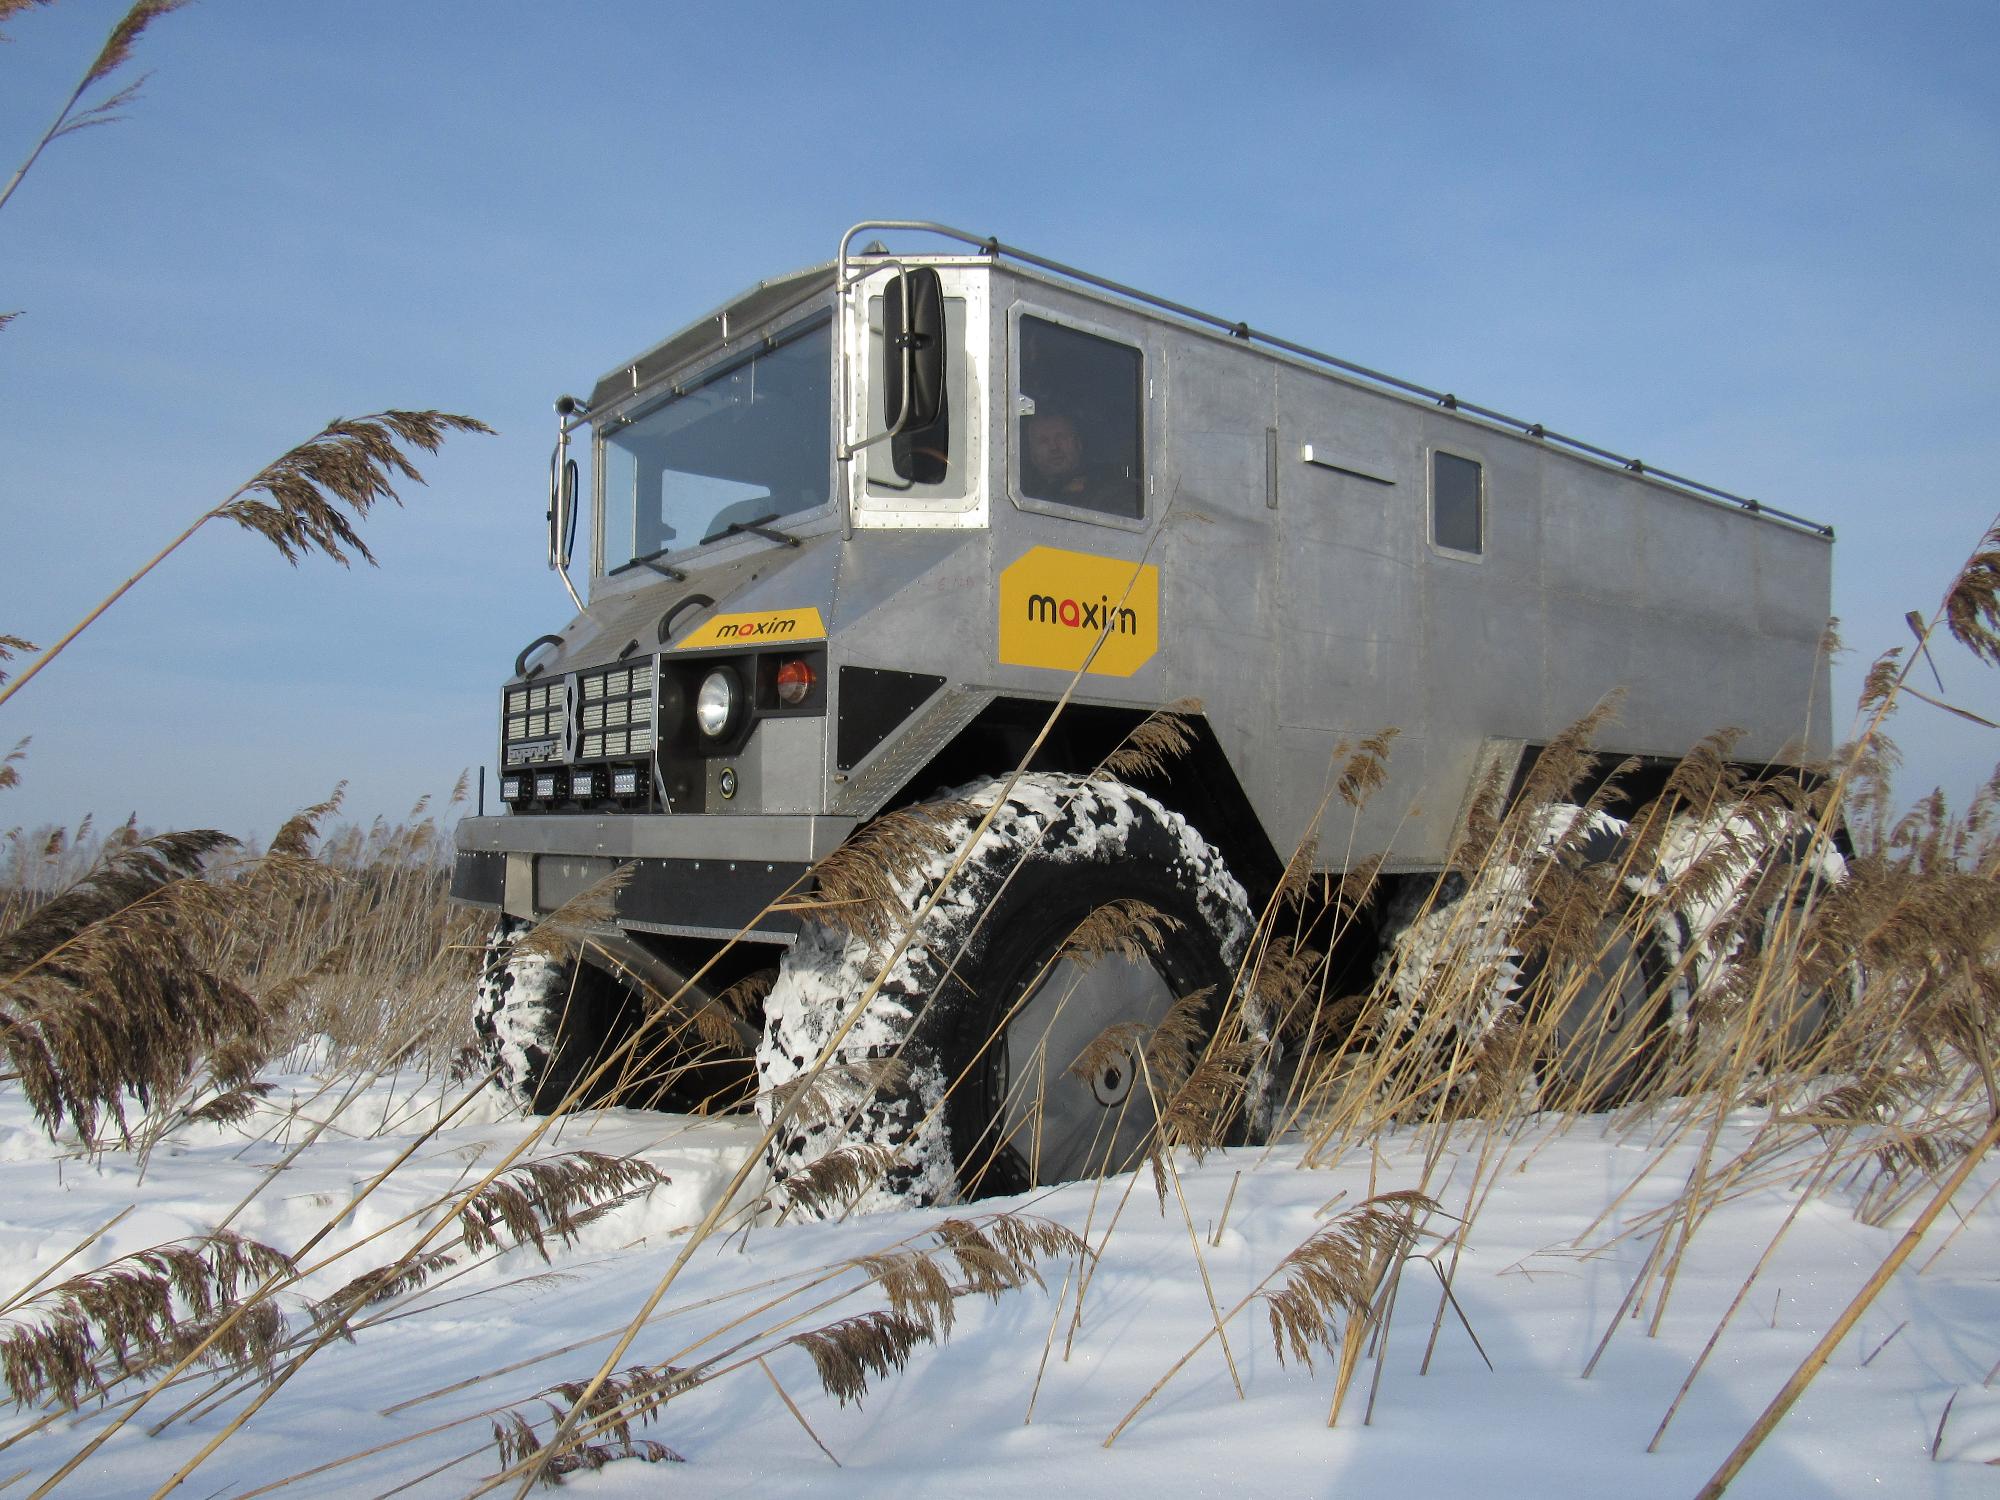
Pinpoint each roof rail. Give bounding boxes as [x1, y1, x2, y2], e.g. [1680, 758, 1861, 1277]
[838, 219, 1834, 541]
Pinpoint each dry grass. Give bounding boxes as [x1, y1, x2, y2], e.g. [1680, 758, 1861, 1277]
[2, 585, 1992, 1488]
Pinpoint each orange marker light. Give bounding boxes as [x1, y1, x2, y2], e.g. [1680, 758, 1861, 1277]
[775, 658, 815, 705]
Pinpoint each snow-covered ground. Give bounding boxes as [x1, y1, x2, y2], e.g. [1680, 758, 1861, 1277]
[0, 1064, 1993, 1497]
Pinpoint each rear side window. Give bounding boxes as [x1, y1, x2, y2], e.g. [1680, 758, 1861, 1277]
[1431, 449, 1483, 555]
[1017, 315, 1144, 519]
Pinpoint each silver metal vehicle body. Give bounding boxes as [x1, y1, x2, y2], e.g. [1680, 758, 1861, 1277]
[452, 220, 1833, 949]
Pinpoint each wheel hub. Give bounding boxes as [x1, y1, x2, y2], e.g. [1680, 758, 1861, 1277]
[994, 950, 1178, 1186]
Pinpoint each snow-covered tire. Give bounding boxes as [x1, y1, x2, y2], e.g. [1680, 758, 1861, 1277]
[472, 918, 633, 1113]
[1528, 917, 1675, 1109]
[1649, 813, 1854, 1070]
[756, 774, 1264, 1218]
[1377, 806, 1673, 1113]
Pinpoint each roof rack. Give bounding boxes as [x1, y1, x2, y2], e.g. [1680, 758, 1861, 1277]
[838, 219, 1835, 541]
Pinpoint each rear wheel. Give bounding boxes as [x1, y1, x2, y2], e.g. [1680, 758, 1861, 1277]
[1662, 815, 1854, 1071]
[1526, 919, 1674, 1110]
[1376, 805, 1673, 1114]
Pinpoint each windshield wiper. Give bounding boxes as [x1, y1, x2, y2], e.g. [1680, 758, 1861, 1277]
[609, 546, 688, 581]
[699, 513, 802, 549]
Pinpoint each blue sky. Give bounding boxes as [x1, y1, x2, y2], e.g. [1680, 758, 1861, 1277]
[2, 0, 1996, 840]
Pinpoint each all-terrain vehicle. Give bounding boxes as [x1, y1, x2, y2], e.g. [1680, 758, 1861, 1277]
[450, 220, 1835, 1208]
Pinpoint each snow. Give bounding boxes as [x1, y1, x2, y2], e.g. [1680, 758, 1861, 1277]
[0, 1062, 1993, 1497]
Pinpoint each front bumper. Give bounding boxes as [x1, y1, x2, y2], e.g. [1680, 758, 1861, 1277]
[450, 812, 857, 943]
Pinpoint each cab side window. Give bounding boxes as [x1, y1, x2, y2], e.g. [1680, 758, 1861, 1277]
[1017, 315, 1144, 519]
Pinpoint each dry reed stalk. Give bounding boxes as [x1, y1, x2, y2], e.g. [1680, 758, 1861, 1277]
[1646, 1022, 1781, 1337]
[370, 1222, 954, 1444]
[129, 1084, 657, 1496]
[1416, 1154, 1510, 1375]
[1064, 1123, 1150, 1360]
[1361, 1252, 1413, 1424]
[1104, 1190, 1431, 1446]
[31, 1068, 503, 1497]
[0, 1206, 132, 1320]
[1292, 782, 1603, 1155]
[1095, 698, 1203, 783]
[0, 827, 252, 1144]
[1135, 1055, 1244, 1400]
[1917, 1169, 2000, 1272]
[1211, 1169, 1242, 1246]
[0, 639, 32, 696]
[1021, 1248, 1084, 1425]
[756, 1354, 840, 1466]
[1252, 755, 1411, 1153]
[0, 1, 188, 221]
[470, 1213, 1084, 1486]
[1579, 1224, 1670, 1380]
[0, 1230, 294, 1412]
[0, 411, 489, 713]
[1647, 1146, 1842, 1450]
[1857, 1319, 1908, 1368]
[1328, 1230, 1404, 1427]
[1697, 1108, 2000, 1499]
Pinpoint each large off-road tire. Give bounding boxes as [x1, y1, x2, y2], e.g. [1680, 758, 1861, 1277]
[1651, 813, 1854, 1072]
[473, 919, 616, 1112]
[756, 774, 1265, 1218]
[1526, 918, 1675, 1110]
[1377, 806, 1675, 1114]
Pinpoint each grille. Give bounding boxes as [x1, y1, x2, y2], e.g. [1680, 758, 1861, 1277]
[500, 661, 660, 769]
[577, 661, 656, 762]
[500, 678, 569, 768]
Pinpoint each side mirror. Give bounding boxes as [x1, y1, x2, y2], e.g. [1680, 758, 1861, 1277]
[548, 450, 580, 569]
[561, 458, 580, 567]
[881, 267, 945, 431]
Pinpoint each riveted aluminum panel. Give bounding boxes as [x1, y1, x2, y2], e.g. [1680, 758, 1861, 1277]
[456, 812, 855, 863]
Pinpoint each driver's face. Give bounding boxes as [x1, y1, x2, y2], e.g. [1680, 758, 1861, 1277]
[1027, 415, 1082, 474]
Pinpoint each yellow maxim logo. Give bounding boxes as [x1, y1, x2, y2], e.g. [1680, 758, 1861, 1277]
[671, 607, 827, 650]
[998, 546, 1159, 678]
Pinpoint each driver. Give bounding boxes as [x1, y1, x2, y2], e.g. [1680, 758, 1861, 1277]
[1023, 412, 1092, 503]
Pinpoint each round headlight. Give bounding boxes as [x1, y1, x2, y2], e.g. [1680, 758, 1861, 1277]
[695, 668, 738, 738]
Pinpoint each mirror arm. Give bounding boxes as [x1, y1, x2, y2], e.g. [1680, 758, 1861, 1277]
[835, 257, 919, 461]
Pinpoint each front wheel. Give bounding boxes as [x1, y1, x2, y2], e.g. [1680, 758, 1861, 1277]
[757, 774, 1267, 1217]
[472, 918, 624, 1112]
[472, 920, 757, 1114]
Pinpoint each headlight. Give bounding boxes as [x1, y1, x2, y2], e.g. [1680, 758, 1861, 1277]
[695, 668, 740, 739]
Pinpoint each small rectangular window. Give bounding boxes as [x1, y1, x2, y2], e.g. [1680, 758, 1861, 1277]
[1431, 450, 1483, 555]
[1017, 314, 1144, 519]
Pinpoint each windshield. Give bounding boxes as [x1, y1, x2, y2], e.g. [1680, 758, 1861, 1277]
[599, 314, 831, 573]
